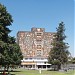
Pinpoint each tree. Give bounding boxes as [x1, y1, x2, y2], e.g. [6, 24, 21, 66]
[0, 3, 13, 69]
[48, 22, 70, 70]
[0, 3, 23, 73]
[2, 36, 23, 69]
[70, 57, 75, 64]
[0, 3, 13, 42]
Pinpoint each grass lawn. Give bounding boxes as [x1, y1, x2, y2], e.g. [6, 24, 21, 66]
[10, 68, 75, 75]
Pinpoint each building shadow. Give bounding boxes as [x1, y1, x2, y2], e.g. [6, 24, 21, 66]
[0, 70, 21, 75]
[0, 70, 21, 72]
[0, 73, 15, 75]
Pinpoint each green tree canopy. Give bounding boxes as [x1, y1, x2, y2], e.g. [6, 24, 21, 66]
[48, 22, 70, 70]
[0, 3, 13, 42]
[0, 4, 23, 72]
[71, 57, 75, 64]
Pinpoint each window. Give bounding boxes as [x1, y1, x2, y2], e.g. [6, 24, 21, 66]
[37, 50, 41, 56]
[36, 40, 41, 42]
[37, 45, 41, 49]
[37, 33, 42, 36]
[36, 40, 42, 44]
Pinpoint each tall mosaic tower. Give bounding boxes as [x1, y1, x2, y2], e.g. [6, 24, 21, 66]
[17, 28, 55, 69]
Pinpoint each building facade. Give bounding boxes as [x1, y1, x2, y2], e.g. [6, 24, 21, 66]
[17, 28, 55, 69]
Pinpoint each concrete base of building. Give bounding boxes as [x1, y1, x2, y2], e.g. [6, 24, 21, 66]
[21, 64, 51, 70]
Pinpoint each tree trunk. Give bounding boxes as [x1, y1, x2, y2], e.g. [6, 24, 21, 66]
[7, 65, 9, 73]
[57, 64, 61, 70]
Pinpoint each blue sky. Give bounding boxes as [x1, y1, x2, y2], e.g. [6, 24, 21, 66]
[0, 0, 74, 57]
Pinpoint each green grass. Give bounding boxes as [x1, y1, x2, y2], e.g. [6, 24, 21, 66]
[10, 68, 75, 75]
[0, 68, 75, 75]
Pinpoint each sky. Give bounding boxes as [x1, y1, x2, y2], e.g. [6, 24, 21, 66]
[0, 0, 74, 57]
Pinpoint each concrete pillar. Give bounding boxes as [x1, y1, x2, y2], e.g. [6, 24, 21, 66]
[46, 65, 47, 70]
[35, 64, 37, 69]
[39, 68, 41, 74]
[42, 65, 43, 69]
[32, 65, 33, 69]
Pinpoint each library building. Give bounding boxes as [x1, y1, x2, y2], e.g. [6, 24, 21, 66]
[17, 27, 55, 70]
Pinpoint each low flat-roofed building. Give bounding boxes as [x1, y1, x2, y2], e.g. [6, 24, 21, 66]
[17, 27, 55, 69]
